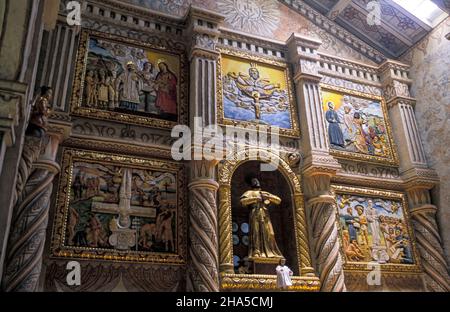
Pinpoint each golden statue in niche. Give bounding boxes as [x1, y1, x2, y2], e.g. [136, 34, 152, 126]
[240, 178, 284, 259]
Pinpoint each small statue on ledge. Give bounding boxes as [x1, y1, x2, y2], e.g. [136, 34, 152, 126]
[240, 177, 284, 260]
[276, 258, 293, 290]
[26, 86, 52, 137]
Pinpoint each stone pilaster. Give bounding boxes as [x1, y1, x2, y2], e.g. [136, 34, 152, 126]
[185, 6, 223, 292]
[379, 60, 450, 291]
[186, 5, 224, 127]
[2, 115, 71, 292]
[380, 60, 427, 171]
[287, 33, 346, 292]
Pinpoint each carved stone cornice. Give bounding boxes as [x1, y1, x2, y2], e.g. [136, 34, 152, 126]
[279, 0, 386, 64]
[385, 96, 416, 109]
[302, 153, 341, 179]
[401, 167, 440, 192]
[287, 33, 323, 82]
[186, 6, 224, 61]
[0, 80, 28, 146]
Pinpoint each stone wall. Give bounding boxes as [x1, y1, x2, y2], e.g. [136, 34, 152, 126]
[402, 17, 450, 267]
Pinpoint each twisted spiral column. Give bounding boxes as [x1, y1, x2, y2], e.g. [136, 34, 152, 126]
[187, 163, 220, 291]
[293, 194, 315, 275]
[307, 195, 346, 292]
[410, 205, 450, 292]
[2, 136, 60, 292]
[218, 185, 234, 274]
[12, 136, 43, 207]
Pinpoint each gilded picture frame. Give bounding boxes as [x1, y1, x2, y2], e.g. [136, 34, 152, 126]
[332, 185, 421, 273]
[50, 148, 187, 264]
[70, 29, 188, 129]
[321, 84, 398, 166]
[217, 47, 300, 138]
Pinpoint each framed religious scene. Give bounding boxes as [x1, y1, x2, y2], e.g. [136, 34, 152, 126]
[217, 48, 300, 137]
[321, 85, 398, 165]
[51, 149, 186, 264]
[70, 30, 187, 129]
[332, 185, 420, 272]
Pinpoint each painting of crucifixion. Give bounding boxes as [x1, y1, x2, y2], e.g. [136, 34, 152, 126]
[218, 50, 300, 137]
[51, 149, 185, 264]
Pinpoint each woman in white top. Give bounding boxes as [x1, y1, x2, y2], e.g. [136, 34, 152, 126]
[276, 258, 293, 290]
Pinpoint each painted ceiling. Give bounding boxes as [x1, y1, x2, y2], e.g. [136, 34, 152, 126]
[293, 0, 448, 58]
[119, 0, 449, 60]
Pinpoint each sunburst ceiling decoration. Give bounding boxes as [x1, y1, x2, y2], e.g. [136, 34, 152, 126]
[217, 0, 281, 36]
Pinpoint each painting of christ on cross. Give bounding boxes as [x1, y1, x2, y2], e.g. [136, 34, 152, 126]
[51, 149, 186, 264]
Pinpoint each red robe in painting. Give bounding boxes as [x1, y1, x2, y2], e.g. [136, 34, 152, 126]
[155, 68, 177, 115]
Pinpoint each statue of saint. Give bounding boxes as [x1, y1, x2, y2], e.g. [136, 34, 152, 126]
[26, 86, 52, 137]
[240, 178, 283, 259]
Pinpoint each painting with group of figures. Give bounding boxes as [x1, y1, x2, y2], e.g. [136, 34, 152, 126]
[51, 149, 186, 264]
[218, 48, 300, 137]
[333, 186, 419, 271]
[322, 86, 397, 165]
[71, 30, 186, 129]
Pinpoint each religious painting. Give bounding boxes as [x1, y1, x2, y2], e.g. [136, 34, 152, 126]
[332, 185, 420, 272]
[217, 48, 300, 137]
[321, 85, 397, 165]
[51, 149, 186, 264]
[70, 30, 187, 129]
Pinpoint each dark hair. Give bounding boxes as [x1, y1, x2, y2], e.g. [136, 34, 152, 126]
[245, 174, 258, 186]
[40, 86, 52, 96]
[354, 112, 361, 119]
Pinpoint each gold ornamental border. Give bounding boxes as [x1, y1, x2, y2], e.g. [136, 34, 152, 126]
[320, 84, 399, 166]
[70, 29, 188, 130]
[50, 148, 187, 265]
[217, 147, 317, 291]
[331, 185, 422, 274]
[221, 274, 320, 291]
[216, 47, 301, 138]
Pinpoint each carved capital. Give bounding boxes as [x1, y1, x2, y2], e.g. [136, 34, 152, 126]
[190, 159, 219, 182]
[185, 5, 224, 60]
[402, 167, 439, 193]
[0, 80, 28, 146]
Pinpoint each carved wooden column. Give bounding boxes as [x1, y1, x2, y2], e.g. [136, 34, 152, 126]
[185, 6, 224, 292]
[287, 33, 346, 292]
[2, 115, 71, 292]
[188, 160, 220, 292]
[0, 0, 57, 284]
[380, 60, 450, 292]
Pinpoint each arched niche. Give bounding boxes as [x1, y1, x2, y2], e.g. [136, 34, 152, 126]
[217, 148, 318, 290]
[230, 161, 299, 274]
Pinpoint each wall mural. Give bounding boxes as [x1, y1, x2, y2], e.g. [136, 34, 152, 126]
[71, 30, 186, 129]
[51, 149, 186, 264]
[333, 186, 420, 272]
[218, 48, 300, 137]
[322, 86, 397, 165]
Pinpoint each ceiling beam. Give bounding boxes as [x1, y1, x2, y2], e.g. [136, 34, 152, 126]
[431, 0, 450, 14]
[327, 0, 353, 20]
[351, 1, 414, 46]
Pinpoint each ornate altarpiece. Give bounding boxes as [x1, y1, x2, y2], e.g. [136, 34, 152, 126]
[34, 1, 448, 293]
